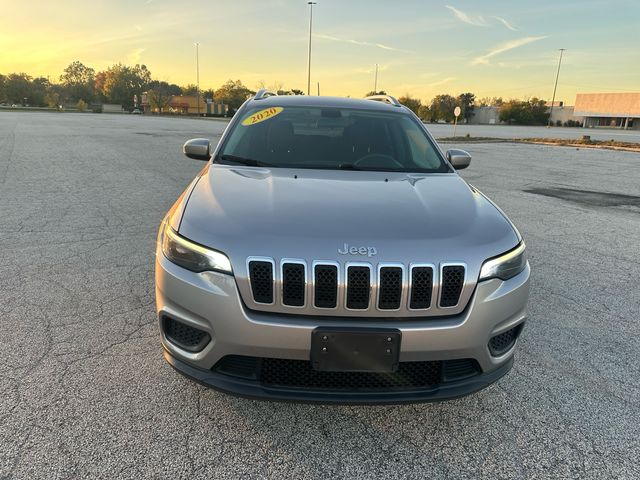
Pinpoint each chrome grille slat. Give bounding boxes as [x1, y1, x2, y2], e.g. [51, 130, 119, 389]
[440, 265, 465, 308]
[282, 262, 306, 307]
[410, 266, 434, 310]
[346, 265, 371, 310]
[314, 264, 338, 308]
[248, 259, 274, 304]
[378, 266, 403, 310]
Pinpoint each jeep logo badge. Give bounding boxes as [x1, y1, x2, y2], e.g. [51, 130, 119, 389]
[338, 243, 378, 257]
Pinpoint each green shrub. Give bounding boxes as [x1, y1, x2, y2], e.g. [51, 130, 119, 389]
[499, 98, 549, 125]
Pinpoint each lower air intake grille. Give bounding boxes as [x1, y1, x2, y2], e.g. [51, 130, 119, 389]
[489, 324, 523, 356]
[260, 358, 442, 390]
[443, 359, 480, 381]
[213, 356, 482, 392]
[314, 264, 338, 308]
[440, 265, 465, 307]
[215, 355, 260, 379]
[378, 267, 403, 310]
[249, 261, 273, 304]
[162, 316, 210, 352]
[282, 263, 305, 306]
[410, 267, 433, 309]
[346, 266, 371, 309]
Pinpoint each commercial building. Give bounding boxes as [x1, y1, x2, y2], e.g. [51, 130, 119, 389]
[165, 95, 207, 114]
[140, 94, 228, 116]
[468, 104, 583, 126]
[468, 106, 500, 124]
[548, 102, 583, 126]
[574, 92, 640, 129]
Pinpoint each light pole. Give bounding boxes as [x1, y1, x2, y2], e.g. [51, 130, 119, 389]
[307, 1, 317, 96]
[548, 48, 565, 127]
[374, 63, 379, 93]
[195, 42, 200, 116]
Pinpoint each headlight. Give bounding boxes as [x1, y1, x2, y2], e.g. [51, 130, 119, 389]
[161, 223, 232, 274]
[479, 242, 527, 281]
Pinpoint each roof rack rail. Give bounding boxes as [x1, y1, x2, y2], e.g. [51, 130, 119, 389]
[254, 89, 278, 100]
[364, 94, 402, 107]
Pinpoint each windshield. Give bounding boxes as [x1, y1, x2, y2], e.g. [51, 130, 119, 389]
[217, 105, 450, 173]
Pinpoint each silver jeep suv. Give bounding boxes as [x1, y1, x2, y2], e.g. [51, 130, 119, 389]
[155, 91, 530, 404]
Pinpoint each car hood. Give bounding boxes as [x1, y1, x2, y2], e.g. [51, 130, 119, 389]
[178, 164, 519, 272]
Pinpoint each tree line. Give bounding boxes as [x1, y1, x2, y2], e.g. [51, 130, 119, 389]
[376, 91, 550, 126]
[1, 60, 550, 124]
[0, 61, 299, 113]
[0, 61, 154, 111]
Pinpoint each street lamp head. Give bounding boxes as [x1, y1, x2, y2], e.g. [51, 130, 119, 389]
[308, 1, 316, 4]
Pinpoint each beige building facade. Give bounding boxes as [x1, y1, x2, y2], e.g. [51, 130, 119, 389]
[574, 92, 640, 129]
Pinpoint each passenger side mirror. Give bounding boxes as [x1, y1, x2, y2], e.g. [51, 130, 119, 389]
[446, 149, 472, 170]
[183, 138, 211, 161]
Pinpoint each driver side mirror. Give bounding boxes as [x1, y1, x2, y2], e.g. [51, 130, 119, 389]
[446, 149, 472, 170]
[183, 138, 211, 161]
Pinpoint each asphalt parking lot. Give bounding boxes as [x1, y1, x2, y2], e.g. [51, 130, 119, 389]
[1, 112, 639, 479]
[426, 122, 640, 142]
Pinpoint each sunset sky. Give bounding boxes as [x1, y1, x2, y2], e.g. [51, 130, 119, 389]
[1, 0, 638, 103]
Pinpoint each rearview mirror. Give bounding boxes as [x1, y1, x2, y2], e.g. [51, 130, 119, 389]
[446, 149, 472, 170]
[183, 138, 211, 161]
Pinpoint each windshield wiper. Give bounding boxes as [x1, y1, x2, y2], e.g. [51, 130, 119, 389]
[337, 163, 363, 170]
[218, 154, 274, 167]
[337, 163, 394, 171]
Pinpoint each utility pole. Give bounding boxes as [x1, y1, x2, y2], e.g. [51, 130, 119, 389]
[548, 48, 565, 127]
[307, 2, 317, 95]
[317, 82, 320, 96]
[374, 63, 378, 93]
[195, 42, 200, 116]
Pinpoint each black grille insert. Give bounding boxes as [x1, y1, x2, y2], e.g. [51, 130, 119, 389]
[215, 355, 260, 380]
[410, 266, 433, 309]
[489, 324, 523, 356]
[443, 359, 480, 381]
[249, 261, 273, 304]
[214, 356, 482, 392]
[440, 265, 465, 307]
[163, 316, 210, 352]
[282, 263, 305, 306]
[346, 266, 370, 309]
[378, 267, 403, 310]
[261, 358, 440, 390]
[314, 264, 338, 308]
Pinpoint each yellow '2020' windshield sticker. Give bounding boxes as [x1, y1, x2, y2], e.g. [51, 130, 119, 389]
[241, 107, 283, 126]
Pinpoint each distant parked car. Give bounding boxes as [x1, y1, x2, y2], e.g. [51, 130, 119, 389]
[132, 108, 142, 115]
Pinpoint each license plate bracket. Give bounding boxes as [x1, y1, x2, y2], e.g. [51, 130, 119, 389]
[311, 328, 401, 372]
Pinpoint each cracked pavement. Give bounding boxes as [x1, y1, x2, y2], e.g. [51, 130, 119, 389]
[0, 112, 639, 479]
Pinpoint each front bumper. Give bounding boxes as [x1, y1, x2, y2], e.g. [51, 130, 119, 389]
[155, 252, 530, 403]
[164, 348, 513, 404]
